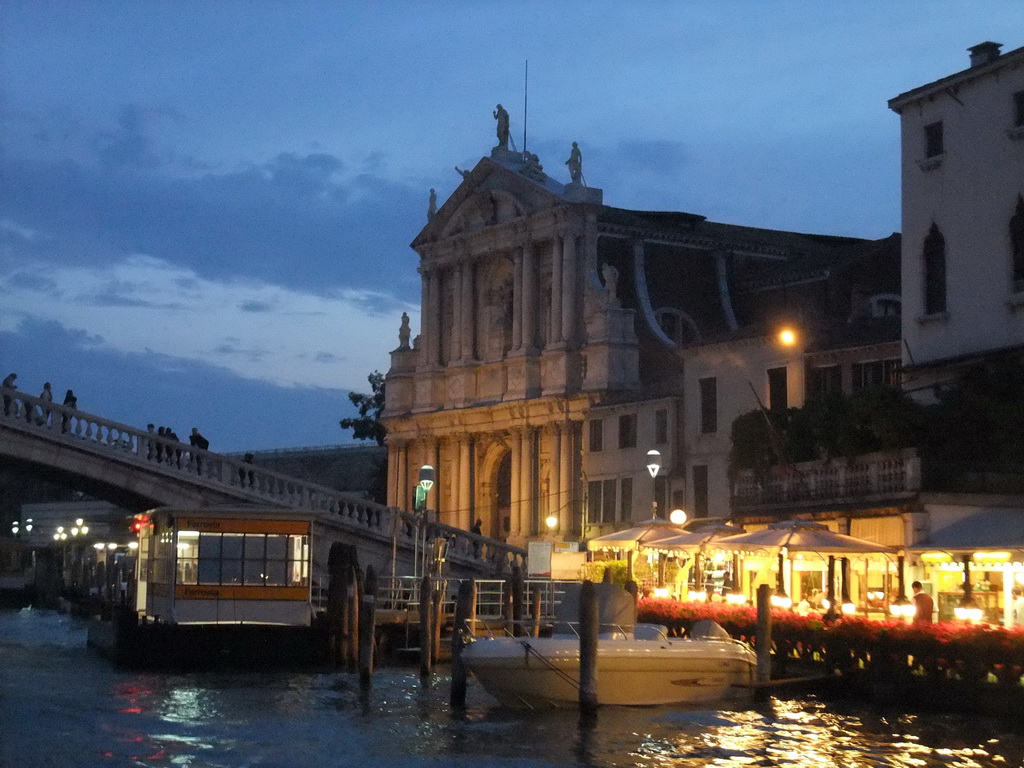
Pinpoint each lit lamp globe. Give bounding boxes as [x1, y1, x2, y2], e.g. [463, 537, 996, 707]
[778, 328, 797, 346]
[669, 508, 687, 525]
[545, 514, 558, 530]
[646, 450, 661, 479]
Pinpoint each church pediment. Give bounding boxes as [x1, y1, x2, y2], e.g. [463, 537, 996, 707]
[412, 158, 569, 247]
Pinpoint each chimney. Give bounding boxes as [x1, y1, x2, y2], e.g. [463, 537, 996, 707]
[968, 41, 1002, 68]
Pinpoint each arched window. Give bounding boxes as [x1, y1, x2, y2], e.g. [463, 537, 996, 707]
[923, 223, 946, 315]
[1011, 195, 1024, 293]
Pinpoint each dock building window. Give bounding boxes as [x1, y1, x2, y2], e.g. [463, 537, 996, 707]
[1015, 90, 1024, 127]
[588, 418, 603, 452]
[692, 465, 709, 518]
[619, 476, 633, 522]
[852, 359, 901, 391]
[176, 531, 308, 588]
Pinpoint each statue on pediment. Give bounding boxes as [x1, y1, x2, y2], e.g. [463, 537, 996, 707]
[566, 141, 583, 183]
[602, 263, 620, 307]
[494, 104, 510, 150]
[521, 152, 545, 181]
[428, 188, 437, 221]
[398, 312, 411, 349]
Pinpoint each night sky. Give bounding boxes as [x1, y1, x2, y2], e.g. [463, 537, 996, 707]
[2, 2, 1021, 451]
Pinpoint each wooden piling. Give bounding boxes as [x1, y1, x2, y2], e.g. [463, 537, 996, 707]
[449, 579, 476, 708]
[358, 565, 377, 688]
[347, 564, 361, 671]
[755, 583, 772, 684]
[579, 579, 599, 713]
[510, 565, 525, 637]
[326, 543, 357, 667]
[531, 588, 543, 638]
[419, 574, 433, 678]
[431, 579, 443, 665]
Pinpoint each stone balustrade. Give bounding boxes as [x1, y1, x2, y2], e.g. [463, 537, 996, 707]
[1, 386, 525, 575]
[731, 448, 922, 509]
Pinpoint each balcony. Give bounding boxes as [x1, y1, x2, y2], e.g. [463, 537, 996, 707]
[731, 448, 921, 512]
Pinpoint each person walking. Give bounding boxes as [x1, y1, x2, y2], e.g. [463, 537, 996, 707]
[2, 373, 16, 416]
[189, 427, 209, 475]
[38, 382, 53, 426]
[912, 580, 934, 624]
[1012, 585, 1024, 628]
[61, 389, 77, 433]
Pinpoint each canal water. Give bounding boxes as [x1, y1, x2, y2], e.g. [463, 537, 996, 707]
[3, 608, 1024, 768]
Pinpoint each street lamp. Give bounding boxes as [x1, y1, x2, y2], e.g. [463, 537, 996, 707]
[414, 465, 435, 578]
[545, 514, 558, 530]
[646, 449, 661, 519]
[669, 508, 687, 525]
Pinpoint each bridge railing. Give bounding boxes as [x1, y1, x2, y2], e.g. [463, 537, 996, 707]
[1, 386, 527, 576]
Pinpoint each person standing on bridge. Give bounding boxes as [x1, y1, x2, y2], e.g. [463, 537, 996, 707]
[2, 373, 16, 416]
[189, 427, 209, 475]
[38, 382, 53, 427]
[61, 389, 77, 433]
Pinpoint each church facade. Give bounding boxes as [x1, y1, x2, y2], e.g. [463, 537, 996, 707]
[382, 134, 901, 546]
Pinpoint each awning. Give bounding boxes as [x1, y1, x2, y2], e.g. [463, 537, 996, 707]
[908, 509, 1024, 554]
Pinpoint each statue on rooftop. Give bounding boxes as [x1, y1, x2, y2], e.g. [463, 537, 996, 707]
[428, 188, 437, 221]
[601, 263, 620, 307]
[565, 141, 583, 184]
[494, 104, 510, 150]
[398, 312, 411, 349]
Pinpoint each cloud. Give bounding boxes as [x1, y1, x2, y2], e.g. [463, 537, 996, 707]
[0, 319, 365, 453]
[0, 107, 425, 303]
[0, 253, 417, 391]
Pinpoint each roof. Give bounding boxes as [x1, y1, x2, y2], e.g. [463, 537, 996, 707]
[889, 43, 1024, 112]
[908, 508, 1024, 552]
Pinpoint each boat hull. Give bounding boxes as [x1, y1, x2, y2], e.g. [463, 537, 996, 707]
[461, 636, 756, 707]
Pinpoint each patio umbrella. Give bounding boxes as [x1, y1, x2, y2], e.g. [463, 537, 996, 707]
[712, 518, 896, 611]
[586, 519, 689, 584]
[586, 519, 688, 552]
[643, 522, 747, 556]
[713, 518, 896, 557]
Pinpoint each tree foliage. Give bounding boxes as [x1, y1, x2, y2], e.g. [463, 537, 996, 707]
[339, 371, 386, 447]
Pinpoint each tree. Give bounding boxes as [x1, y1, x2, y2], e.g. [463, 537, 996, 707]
[339, 371, 386, 446]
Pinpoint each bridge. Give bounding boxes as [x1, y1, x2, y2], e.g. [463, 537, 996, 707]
[0, 386, 526, 583]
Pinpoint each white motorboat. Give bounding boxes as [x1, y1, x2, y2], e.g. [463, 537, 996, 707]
[460, 584, 756, 707]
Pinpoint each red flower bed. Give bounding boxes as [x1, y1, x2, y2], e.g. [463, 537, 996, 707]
[638, 598, 1024, 685]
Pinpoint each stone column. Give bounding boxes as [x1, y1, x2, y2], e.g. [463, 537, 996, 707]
[460, 258, 475, 360]
[510, 430, 522, 541]
[519, 428, 534, 536]
[427, 269, 442, 366]
[511, 249, 523, 351]
[451, 263, 463, 360]
[458, 437, 472, 530]
[396, 442, 409, 512]
[548, 425, 562, 535]
[387, 442, 398, 508]
[559, 422, 574, 536]
[561, 228, 577, 344]
[549, 236, 563, 345]
[521, 240, 537, 352]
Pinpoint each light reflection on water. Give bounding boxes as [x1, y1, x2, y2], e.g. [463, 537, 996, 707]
[2, 608, 1023, 768]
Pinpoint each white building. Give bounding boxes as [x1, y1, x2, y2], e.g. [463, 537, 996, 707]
[890, 41, 1024, 388]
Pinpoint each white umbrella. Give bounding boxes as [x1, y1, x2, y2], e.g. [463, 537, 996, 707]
[586, 519, 688, 552]
[714, 518, 895, 557]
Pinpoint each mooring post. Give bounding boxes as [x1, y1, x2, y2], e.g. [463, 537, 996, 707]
[358, 564, 377, 688]
[326, 543, 355, 667]
[579, 579, 599, 713]
[419, 574, 433, 678]
[431, 579, 443, 665]
[347, 564, 361, 672]
[756, 583, 772, 684]
[531, 587, 543, 638]
[449, 579, 475, 708]
[510, 565, 525, 637]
